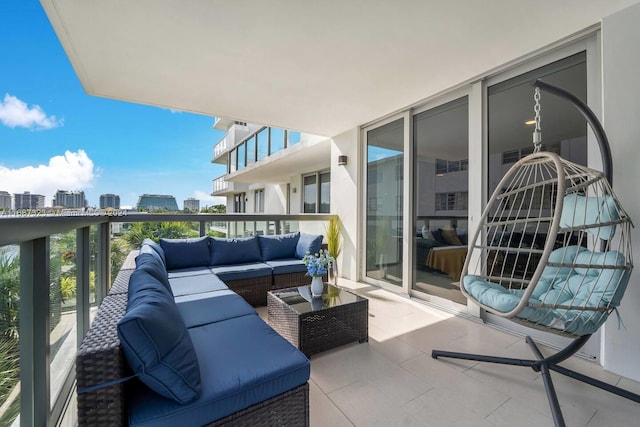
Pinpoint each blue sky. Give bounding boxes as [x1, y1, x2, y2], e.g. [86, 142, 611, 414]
[0, 1, 227, 209]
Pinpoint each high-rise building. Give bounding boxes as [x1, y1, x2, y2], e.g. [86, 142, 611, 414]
[136, 194, 179, 212]
[100, 193, 121, 209]
[14, 192, 45, 209]
[53, 190, 88, 208]
[0, 191, 11, 209]
[183, 198, 200, 212]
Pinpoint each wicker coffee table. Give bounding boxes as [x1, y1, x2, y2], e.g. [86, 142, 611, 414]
[267, 284, 368, 357]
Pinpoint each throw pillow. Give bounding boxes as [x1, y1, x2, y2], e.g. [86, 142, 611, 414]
[430, 229, 447, 245]
[421, 225, 434, 240]
[441, 228, 463, 246]
[295, 233, 323, 259]
[258, 232, 300, 261]
[159, 237, 210, 270]
[210, 236, 262, 266]
[118, 281, 201, 404]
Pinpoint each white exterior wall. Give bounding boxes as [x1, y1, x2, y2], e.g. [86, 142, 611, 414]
[331, 128, 359, 281]
[601, 2, 640, 380]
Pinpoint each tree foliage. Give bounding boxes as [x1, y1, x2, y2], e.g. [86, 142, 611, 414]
[200, 204, 226, 214]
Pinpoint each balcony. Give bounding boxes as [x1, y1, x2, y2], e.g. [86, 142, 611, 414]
[211, 135, 229, 164]
[2, 213, 640, 426]
[211, 176, 249, 196]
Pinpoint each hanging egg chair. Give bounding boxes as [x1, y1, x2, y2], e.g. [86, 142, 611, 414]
[432, 80, 637, 427]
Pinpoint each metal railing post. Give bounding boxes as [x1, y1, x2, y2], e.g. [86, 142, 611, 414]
[95, 222, 110, 304]
[19, 237, 50, 427]
[77, 227, 90, 344]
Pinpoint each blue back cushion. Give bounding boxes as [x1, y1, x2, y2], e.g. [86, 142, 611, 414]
[159, 237, 210, 270]
[560, 194, 619, 240]
[210, 236, 262, 266]
[295, 233, 323, 259]
[134, 253, 173, 296]
[257, 232, 300, 261]
[119, 270, 201, 404]
[141, 238, 166, 267]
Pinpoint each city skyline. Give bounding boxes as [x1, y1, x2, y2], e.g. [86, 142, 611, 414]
[0, 2, 228, 209]
[0, 189, 224, 211]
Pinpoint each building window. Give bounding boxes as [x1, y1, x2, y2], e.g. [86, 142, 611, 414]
[254, 189, 264, 213]
[257, 128, 269, 161]
[303, 171, 330, 213]
[435, 192, 468, 211]
[287, 130, 301, 147]
[502, 143, 561, 164]
[229, 148, 237, 173]
[234, 193, 246, 213]
[270, 128, 285, 154]
[435, 158, 468, 174]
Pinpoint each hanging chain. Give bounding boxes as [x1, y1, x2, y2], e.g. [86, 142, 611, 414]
[532, 87, 542, 152]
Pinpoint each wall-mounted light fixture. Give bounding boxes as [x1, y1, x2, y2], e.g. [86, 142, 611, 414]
[338, 155, 348, 166]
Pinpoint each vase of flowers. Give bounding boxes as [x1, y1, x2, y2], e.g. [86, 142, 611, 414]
[302, 249, 334, 297]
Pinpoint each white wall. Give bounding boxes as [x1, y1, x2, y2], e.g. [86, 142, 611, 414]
[601, 1, 640, 381]
[331, 128, 359, 280]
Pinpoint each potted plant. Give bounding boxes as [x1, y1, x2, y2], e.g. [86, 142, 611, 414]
[325, 216, 342, 285]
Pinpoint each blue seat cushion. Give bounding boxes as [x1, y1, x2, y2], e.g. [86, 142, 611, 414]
[118, 283, 201, 404]
[210, 262, 272, 282]
[134, 253, 172, 295]
[295, 233, 323, 259]
[169, 274, 228, 297]
[167, 267, 214, 279]
[257, 232, 300, 261]
[265, 258, 307, 275]
[175, 290, 257, 328]
[160, 237, 210, 270]
[127, 315, 310, 427]
[210, 236, 262, 266]
[141, 238, 166, 267]
[463, 245, 630, 336]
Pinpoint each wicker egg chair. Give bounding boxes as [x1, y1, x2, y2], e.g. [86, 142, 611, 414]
[432, 80, 637, 427]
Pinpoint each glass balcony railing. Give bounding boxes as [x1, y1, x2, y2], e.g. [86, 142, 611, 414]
[0, 212, 333, 426]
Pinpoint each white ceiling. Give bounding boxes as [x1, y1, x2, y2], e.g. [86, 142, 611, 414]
[40, 0, 637, 137]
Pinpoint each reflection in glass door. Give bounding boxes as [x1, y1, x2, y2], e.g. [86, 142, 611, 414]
[366, 119, 404, 286]
[412, 98, 469, 304]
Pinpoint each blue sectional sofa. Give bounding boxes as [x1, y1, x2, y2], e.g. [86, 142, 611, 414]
[76, 232, 324, 426]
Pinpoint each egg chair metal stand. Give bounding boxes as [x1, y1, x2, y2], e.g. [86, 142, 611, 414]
[431, 79, 638, 427]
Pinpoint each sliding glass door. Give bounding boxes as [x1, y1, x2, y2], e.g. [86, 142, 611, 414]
[365, 118, 404, 287]
[412, 97, 469, 305]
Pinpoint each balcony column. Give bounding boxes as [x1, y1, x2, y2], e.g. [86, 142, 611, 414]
[19, 237, 51, 427]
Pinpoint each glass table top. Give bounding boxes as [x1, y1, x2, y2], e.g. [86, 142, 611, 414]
[271, 284, 365, 314]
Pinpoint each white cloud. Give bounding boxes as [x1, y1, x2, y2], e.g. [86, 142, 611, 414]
[0, 94, 63, 130]
[0, 150, 95, 204]
[194, 190, 225, 205]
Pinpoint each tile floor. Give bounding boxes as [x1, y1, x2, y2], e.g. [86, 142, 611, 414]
[260, 279, 640, 427]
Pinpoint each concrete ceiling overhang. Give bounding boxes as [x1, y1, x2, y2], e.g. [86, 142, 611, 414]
[40, 0, 637, 137]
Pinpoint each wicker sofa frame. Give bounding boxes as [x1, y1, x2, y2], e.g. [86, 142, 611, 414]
[77, 267, 310, 426]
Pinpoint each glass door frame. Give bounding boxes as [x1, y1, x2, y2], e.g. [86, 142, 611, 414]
[408, 88, 478, 315]
[361, 111, 411, 294]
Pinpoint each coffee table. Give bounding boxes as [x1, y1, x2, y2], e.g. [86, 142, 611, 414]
[267, 284, 368, 357]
